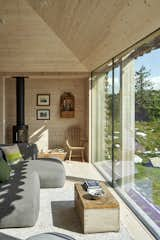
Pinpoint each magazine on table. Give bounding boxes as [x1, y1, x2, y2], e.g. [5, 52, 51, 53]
[83, 180, 102, 191]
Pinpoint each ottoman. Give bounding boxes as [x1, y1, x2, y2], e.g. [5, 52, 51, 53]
[75, 182, 120, 233]
[26, 233, 75, 240]
[28, 158, 66, 188]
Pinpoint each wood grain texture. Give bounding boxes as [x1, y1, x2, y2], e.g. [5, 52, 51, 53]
[0, 0, 87, 72]
[83, 0, 160, 70]
[37, 151, 67, 160]
[0, 78, 5, 143]
[75, 182, 119, 209]
[27, 0, 126, 62]
[0, 0, 159, 72]
[75, 182, 120, 233]
[27, 0, 160, 71]
[0, 72, 90, 78]
[5, 77, 89, 157]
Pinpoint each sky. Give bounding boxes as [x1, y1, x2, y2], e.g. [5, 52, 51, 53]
[135, 48, 160, 78]
[135, 48, 160, 90]
[106, 47, 160, 92]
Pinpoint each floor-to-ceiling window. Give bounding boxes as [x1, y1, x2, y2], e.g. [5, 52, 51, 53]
[91, 29, 160, 239]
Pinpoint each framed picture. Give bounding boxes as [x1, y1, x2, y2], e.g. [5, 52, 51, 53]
[37, 94, 50, 106]
[37, 109, 50, 120]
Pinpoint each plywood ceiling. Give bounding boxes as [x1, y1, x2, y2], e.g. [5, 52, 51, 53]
[0, 0, 87, 72]
[0, 0, 160, 73]
[27, 0, 127, 62]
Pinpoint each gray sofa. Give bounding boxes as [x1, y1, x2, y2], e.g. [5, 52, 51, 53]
[0, 143, 66, 228]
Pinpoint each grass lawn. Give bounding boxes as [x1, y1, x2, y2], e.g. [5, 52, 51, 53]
[135, 121, 160, 206]
[107, 120, 160, 206]
[135, 164, 160, 206]
[136, 121, 160, 152]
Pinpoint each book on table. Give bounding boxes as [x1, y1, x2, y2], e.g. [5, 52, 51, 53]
[83, 180, 102, 191]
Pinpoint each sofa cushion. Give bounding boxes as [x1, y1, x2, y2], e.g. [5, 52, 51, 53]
[0, 233, 21, 240]
[0, 149, 4, 159]
[0, 160, 40, 228]
[0, 152, 65, 228]
[18, 143, 38, 160]
[1, 144, 23, 165]
[0, 143, 38, 161]
[0, 158, 11, 182]
[28, 158, 66, 188]
[26, 233, 76, 240]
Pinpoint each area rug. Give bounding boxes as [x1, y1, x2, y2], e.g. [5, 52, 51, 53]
[0, 180, 133, 240]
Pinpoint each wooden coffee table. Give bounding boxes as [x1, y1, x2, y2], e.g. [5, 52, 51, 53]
[38, 150, 67, 161]
[75, 182, 120, 233]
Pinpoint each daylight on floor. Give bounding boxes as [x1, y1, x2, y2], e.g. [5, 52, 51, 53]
[0, 1, 160, 240]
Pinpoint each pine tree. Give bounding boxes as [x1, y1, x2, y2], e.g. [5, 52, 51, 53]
[135, 65, 152, 106]
[135, 66, 153, 121]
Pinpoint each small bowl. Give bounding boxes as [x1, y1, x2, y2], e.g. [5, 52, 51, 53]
[87, 189, 104, 200]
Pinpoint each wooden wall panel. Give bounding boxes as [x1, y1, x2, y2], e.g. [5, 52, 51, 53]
[5, 77, 89, 160]
[0, 78, 5, 143]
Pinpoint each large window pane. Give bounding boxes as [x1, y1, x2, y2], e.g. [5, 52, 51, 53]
[115, 33, 160, 239]
[113, 64, 121, 184]
[91, 29, 160, 239]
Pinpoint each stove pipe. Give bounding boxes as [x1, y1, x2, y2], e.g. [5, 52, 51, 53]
[16, 77, 25, 126]
[13, 76, 28, 143]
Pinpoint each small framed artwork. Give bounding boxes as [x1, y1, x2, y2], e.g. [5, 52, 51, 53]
[37, 94, 50, 106]
[37, 109, 50, 120]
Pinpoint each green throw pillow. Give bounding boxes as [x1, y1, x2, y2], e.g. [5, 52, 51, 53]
[1, 144, 23, 165]
[0, 158, 11, 182]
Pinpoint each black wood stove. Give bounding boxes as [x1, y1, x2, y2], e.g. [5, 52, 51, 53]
[13, 76, 28, 143]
